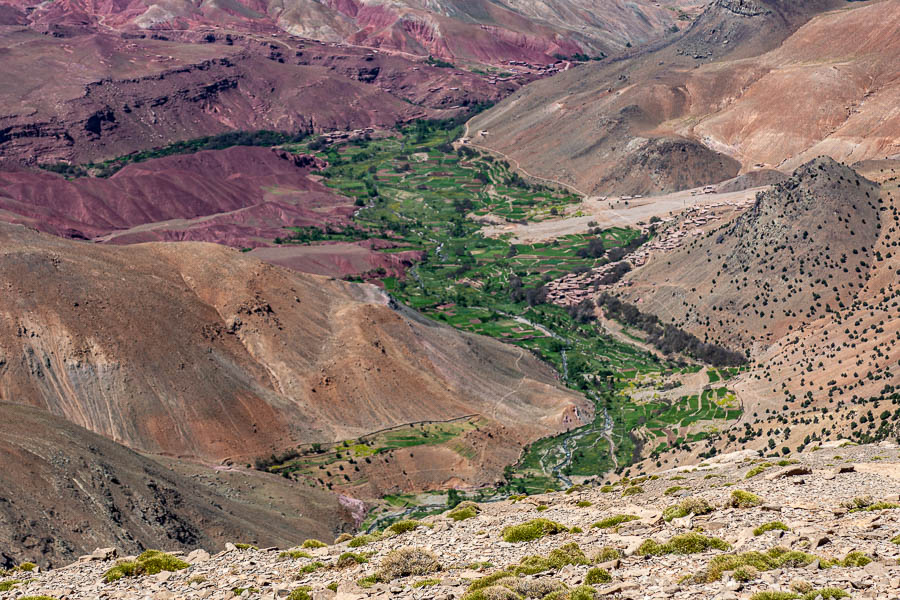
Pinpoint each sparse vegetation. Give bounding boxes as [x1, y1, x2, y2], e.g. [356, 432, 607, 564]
[730, 490, 763, 508]
[376, 547, 441, 581]
[636, 533, 730, 556]
[103, 550, 189, 583]
[585, 567, 612, 584]
[448, 501, 480, 521]
[754, 521, 789, 536]
[663, 497, 713, 521]
[592, 514, 639, 529]
[502, 519, 570, 542]
[301, 538, 328, 548]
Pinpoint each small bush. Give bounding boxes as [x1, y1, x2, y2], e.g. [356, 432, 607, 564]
[15, 563, 36, 572]
[502, 519, 569, 542]
[733, 565, 759, 582]
[335, 533, 353, 543]
[593, 547, 622, 562]
[585, 567, 611, 584]
[280, 550, 313, 559]
[349, 533, 380, 547]
[0, 580, 21, 592]
[19, 597, 60, 600]
[746, 463, 773, 478]
[536, 505, 550, 512]
[234, 543, 257, 550]
[664, 486, 686, 496]
[387, 520, 426, 534]
[301, 539, 327, 549]
[547, 543, 590, 568]
[576, 500, 592, 508]
[413, 578, 441, 587]
[377, 547, 441, 581]
[801, 588, 848, 600]
[622, 485, 643, 496]
[337, 552, 369, 567]
[592, 514, 639, 529]
[730, 490, 763, 508]
[297, 561, 324, 574]
[287, 586, 312, 600]
[104, 550, 189, 583]
[568, 585, 599, 600]
[636, 533, 730, 556]
[754, 521, 789, 536]
[663, 497, 713, 521]
[448, 502, 480, 521]
[840, 551, 872, 567]
[750, 592, 798, 600]
[695, 547, 819, 583]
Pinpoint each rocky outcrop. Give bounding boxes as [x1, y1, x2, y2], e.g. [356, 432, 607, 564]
[8, 442, 900, 598]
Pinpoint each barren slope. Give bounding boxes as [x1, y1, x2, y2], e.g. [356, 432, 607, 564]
[0, 29, 513, 165]
[5, 0, 705, 64]
[0, 403, 355, 568]
[468, 0, 899, 195]
[0, 223, 588, 486]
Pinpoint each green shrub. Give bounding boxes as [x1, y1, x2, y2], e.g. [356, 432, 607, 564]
[568, 585, 599, 600]
[326, 582, 339, 592]
[622, 485, 643, 496]
[746, 463, 773, 478]
[536, 505, 550, 512]
[502, 519, 569, 543]
[287, 586, 312, 600]
[19, 597, 60, 600]
[301, 539, 327, 548]
[585, 567, 611, 584]
[840, 551, 872, 567]
[546, 543, 590, 569]
[280, 550, 313, 559]
[377, 547, 441, 581]
[413, 578, 441, 587]
[695, 547, 819, 583]
[593, 547, 621, 562]
[15, 563, 36, 572]
[733, 565, 759, 582]
[337, 552, 369, 567]
[448, 503, 480, 521]
[753, 521, 789, 536]
[297, 561, 324, 574]
[103, 550, 189, 583]
[335, 533, 353, 543]
[0, 580, 21, 592]
[234, 543, 257, 550]
[387, 519, 428, 535]
[592, 515, 638, 529]
[850, 501, 900, 513]
[636, 533, 730, 556]
[749, 592, 798, 600]
[576, 500, 592, 508]
[663, 497, 713, 521]
[664, 486, 686, 496]
[349, 533, 380, 547]
[730, 490, 763, 508]
[800, 588, 848, 600]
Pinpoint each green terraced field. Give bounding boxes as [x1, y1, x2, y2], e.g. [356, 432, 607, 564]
[280, 120, 741, 492]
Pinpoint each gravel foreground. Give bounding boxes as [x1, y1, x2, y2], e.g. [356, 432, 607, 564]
[4, 441, 900, 600]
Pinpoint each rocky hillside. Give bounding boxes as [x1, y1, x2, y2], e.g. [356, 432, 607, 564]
[0, 403, 357, 569]
[5, 441, 900, 599]
[467, 0, 899, 195]
[0, 222, 587, 492]
[0, 29, 513, 166]
[621, 157, 881, 352]
[2, 0, 705, 65]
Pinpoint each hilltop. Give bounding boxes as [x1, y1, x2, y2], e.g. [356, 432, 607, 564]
[5, 442, 900, 599]
[467, 0, 898, 195]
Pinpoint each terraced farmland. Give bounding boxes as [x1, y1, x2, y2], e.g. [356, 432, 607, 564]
[279, 120, 742, 495]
